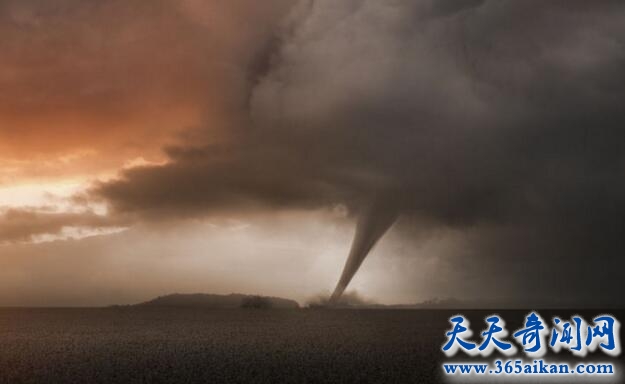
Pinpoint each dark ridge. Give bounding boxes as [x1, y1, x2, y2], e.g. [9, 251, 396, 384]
[132, 293, 300, 309]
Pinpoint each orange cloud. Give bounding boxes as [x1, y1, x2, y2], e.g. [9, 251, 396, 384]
[0, 0, 292, 181]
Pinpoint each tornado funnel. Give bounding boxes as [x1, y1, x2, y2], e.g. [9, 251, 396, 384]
[329, 198, 399, 304]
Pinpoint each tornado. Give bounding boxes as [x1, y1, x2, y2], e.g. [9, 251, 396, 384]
[329, 197, 399, 304]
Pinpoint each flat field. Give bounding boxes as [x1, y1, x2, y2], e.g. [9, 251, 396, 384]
[0, 308, 622, 383]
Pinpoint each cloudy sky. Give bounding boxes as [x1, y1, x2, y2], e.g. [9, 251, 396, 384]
[1, 0, 624, 307]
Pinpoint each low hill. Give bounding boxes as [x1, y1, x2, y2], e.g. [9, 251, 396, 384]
[134, 293, 300, 309]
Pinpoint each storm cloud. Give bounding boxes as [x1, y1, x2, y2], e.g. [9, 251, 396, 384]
[0, 207, 124, 244]
[86, 0, 625, 305]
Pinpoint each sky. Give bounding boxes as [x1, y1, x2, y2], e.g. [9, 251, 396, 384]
[1, 0, 625, 307]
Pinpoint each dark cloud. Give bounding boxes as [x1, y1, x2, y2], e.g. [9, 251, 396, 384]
[91, 0, 625, 305]
[0, 207, 124, 244]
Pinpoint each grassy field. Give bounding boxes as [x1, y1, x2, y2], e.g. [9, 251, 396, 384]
[0, 308, 622, 383]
